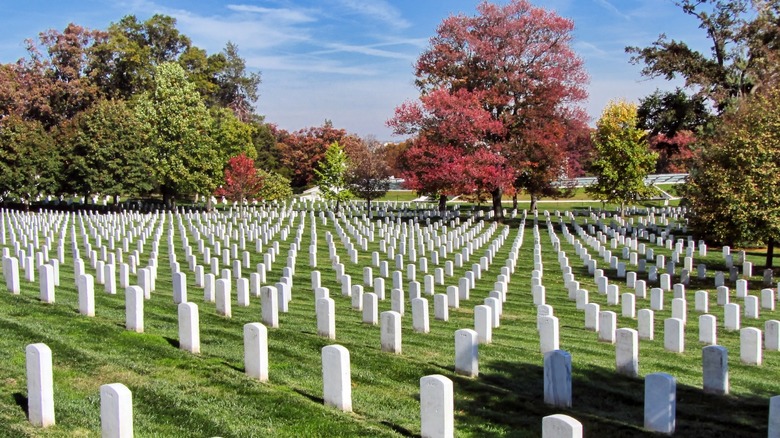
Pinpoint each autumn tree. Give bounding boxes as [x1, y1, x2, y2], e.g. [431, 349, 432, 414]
[637, 88, 712, 172]
[396, 139, 464, 212]
[314, 142, 352, 214]
[58, 98, 151, 204]
[389, 0, 588, 218]
[216, 154, 264, 202]
[346, 137, 391, 210]
[135, 62, 221, 208]
[627, 0, 780, 112]
[586, 100, 658, 215]
[276, 122, 362, 190]
[682, 85, 780, 268]
[2, 24, 107, 129]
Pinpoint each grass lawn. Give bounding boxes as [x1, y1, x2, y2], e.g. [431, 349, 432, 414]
[0, 203, 777, 437]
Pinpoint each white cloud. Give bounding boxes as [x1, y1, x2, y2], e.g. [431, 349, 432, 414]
[593, 0, 630, 20]
[244, 54, 377, 75]
[310, 42, 416, 61]
[225, 4, 317, 24]
[333, 0, 410, 29]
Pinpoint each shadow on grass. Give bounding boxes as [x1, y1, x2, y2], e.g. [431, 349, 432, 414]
[293, 388, 324, 405]
[163, 336, 180, 349]
[222, 360, 244, 373]
[379, 420, 416, 437]
[454, 360, 768, 437]
[13, 392, 28, 419]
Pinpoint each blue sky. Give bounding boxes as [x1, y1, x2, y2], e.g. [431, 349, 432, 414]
[1, 0, 708, 140]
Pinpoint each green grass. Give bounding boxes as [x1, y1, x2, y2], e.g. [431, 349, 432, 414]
[0, 204, 777, 437]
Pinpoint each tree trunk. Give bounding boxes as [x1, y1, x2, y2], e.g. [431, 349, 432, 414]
[206, 196, 213, 213]
[512, 193, 518, 211]
[530, 194, 538, 212]
[767, 240, 775, 269]
[438, 194, 447, 216]
[162, 186, 172, 210]
[367, 198, 371, 212]
[491, 188, 503, 220]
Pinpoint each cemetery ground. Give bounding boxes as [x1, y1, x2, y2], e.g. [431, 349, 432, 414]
[0, 204, 777, 437]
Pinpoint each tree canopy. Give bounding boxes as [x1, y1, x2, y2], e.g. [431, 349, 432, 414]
[0, 14, 298, 207]
[682, 85, 780, 267]
[627, 0, 780, 112]
[389, 0, 588, 217]
[586, 100, 658, 214]
[314, 142, 352, 213]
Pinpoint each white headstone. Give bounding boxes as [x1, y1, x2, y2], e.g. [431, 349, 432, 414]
[699, 314, 717, 345]
[542, 414, 583, 438]
[638, 309, 654, 340]
[125, 285, 143, 333]
[322, 345, 352, 412]
[381, 311, 402, 354]
[26, 343, 55, 427]
[420, 375, 454, 438]
[644, 373, 676, 434]
[740, 327, 762, 365]
[243, 322, 268, 382]
[100, 383, 133, 438]
[317, 297, 336, 340]
[539, 316, 560, 354]
[702, 345, 728, 395]
[543, 350, 572, 408]
[454, 328, 478, 377]
[261, 286, 279, 328]
[178, 302, 200, 354]
[412, 298, 430, 333]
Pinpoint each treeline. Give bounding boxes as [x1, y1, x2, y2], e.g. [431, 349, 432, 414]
[0, 14, 396, 208]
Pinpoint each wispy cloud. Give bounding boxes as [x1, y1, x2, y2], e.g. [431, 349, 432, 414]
[593, 0, 630, 20]
[334, 0, 410, 29]
[574, 41, 609, 59]
[225, 4, 317, 24]
[244, 54, 377, 75]
[310, 41, 417, 61]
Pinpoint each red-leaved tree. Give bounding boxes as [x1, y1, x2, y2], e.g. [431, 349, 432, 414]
[389, 0, 589, 218]
[215, 153, 263, 203]
[275, 122, 362, 190]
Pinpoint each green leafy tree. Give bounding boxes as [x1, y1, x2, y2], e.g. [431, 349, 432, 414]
[59, 99, 151, 204]
[210, 107, 256, 160]
[90, 14, 192, 99]
[179, 46, 226, 105]
[314, 141, 352, 214]
[627, 0, 780, 112]
[215, 42, 261, 122]
[587, 100, 658, 214]
[135, 62, 220, 208]
[257, 169, 292, 201]
[251, 117, 282, 171]
[0, 115, 59, 205]
[682, 85, 780, 268]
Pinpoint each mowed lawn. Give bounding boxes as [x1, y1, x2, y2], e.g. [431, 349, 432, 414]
[0, 204, 777, 437]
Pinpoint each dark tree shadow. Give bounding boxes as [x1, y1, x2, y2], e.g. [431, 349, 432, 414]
[454, 359, 767, 437]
